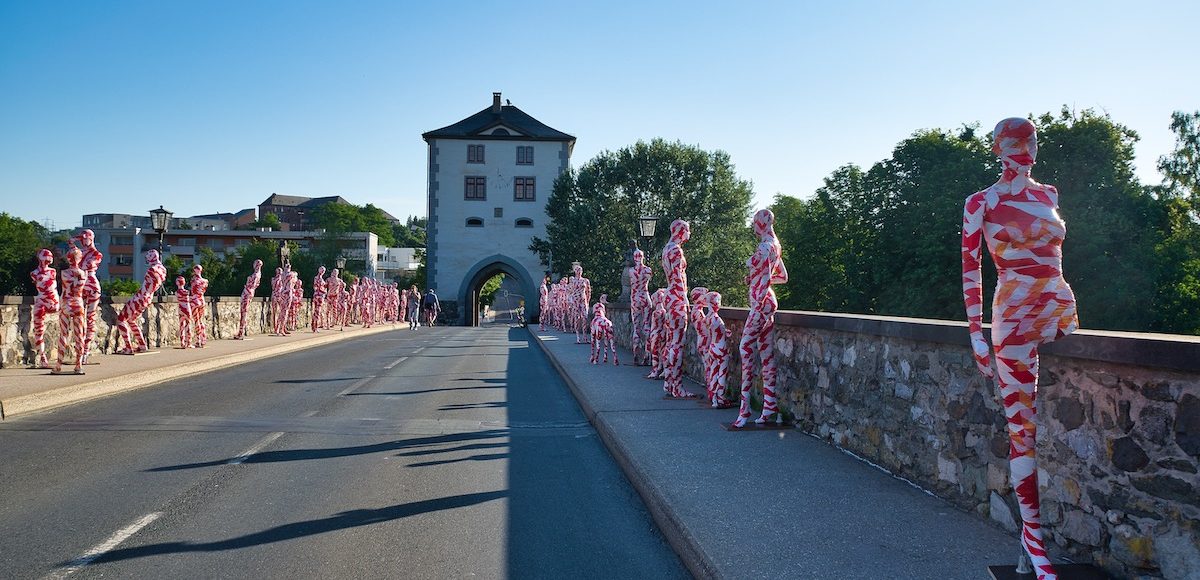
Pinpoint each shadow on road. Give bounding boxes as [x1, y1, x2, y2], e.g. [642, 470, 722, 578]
[82, 491, 507, 565]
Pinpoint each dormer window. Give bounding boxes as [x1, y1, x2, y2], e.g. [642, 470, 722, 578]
[491, 128, 511, 136]
[468, 144, 485, 163]
[466, 217, 484, 227]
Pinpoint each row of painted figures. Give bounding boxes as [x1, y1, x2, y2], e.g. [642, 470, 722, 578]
[26, 243, 418, 374]
[540, 118, 1077, 580]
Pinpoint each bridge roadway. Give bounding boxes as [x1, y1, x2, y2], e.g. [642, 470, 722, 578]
[0, 325, 688, 579]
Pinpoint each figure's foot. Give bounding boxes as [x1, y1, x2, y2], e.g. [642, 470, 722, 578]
[612, 358, 619, 366]
[118, 348, 133, 355]
[74, 367, 84, 375]
[731, 416, 749, 429]
[754, 411, 777, 425]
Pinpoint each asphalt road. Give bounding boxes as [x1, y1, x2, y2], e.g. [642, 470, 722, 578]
[0, 324, 688, 579]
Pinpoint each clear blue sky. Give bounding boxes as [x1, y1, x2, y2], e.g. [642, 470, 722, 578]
[1, 0, 1195, 231]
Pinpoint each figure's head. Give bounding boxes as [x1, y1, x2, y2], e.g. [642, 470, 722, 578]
[318, 266, 326, 275]
[690, 286, 708, 304]
[707, 291, 722, 311]
[992, 117, 1038, 167]
[752, 209, 776, 238]
[192, 264, 202, 275]
[599, 293, 608, 303]
[37, 248, 53, 266]
[252, 259, 263, 271]
[77, 229, 95, 246]
[66, 248, 82, 266]
[573, 263, 583, 277]
[145, 249, 160, 265]
[176, 276, 186, 289]
[276, 267, 283, 276]
[670, 219, 690, 243]
[633, 249, 644, 265]
[330, 268, 339, 278]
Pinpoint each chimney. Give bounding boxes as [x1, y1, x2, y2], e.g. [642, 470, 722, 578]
[492, 92, 502, 113]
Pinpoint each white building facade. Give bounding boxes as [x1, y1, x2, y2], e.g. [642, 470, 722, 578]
[423, 92, 574, 325]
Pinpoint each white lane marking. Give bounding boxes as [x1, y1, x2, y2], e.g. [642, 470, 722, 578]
[300, 410, 318, 418]
[383, 356, 407, 370]
[337, 375, 376, 396]
[412, 347, 425, 354]
[46, 512, 163, 579]
[229, 432, 284, 465]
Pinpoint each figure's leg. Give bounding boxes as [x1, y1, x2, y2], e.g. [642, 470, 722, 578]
[55, 312, 70, 372]
[663, 315, 692, 398]
[756, 318, 779, 423]
[82, 294, 99, 362]
[590, 330, 599, 364]
[734, 311, 764, 428]
[32, 308, 48, 367]
[996, 339, 1055, 579]
[71, 308, 85, 372]
[608, 331, 618, 365]
[130, 309, 147, 352]
[713, 350, 729, 407]
[115, 309, 132, 354]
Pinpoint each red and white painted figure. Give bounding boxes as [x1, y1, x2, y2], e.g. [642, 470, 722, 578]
[646, 289, 667, 380]
[190, 264, 210, 347]
[270, 267, 286, 335]
[115, 250, 167, 354]
[629, 249, 653, 366]
[690, 286, 711, 399]
[327, 270, 345, 330]
[962, 117, 1077, 580]
[29, 249, 59, 368]
[704, 291, 732, 407]
[570, 263, 592, 343]
[734, 209, 789, 428]
[234, 259, 263, 339]
[288, 272, 302, 331]
[55, 248, 86, 374]
[589, 295, 618, 365]
[176, 276, 193, 348]
[311, 266, 327, 332]
[73, 230, 104, 364]
[660, 219, 695, 398]
[538, 276, 549, 331]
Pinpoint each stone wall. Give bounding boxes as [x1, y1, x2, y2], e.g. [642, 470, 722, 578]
[608, 303, 1200, 579]
[1, 295, 312, 368]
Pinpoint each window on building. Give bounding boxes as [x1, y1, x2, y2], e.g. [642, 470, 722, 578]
[468, 144, 485, 163]
[465, 176, 487, 200]
[113, 254, 133, 266]
[111, 235, 134, 246]
[494, 207, 503, 218]
[178, 238, 196, 247]
[466, 217, 484, 227]
[514, 177, 536, 201]
[517, 146, 534, 165]
[515, 218, 533, 228]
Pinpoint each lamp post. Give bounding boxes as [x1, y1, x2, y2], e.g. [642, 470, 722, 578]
[638, 215, 658, 251]
[149, 205, 172, 254]
[277, 241, 291, 269]
[335, 256, 347, 270]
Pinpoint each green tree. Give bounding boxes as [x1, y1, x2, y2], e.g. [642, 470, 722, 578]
[392, 216, 427, 248]
[311, 202, 397, 247]
[247, 213, 281, 231]
[532, 139, 756, 305]
[1152, 110, 1200, 333]
[479, 273, 504, 307]
[0, 213, 49, 295]
[101, 278, 141, 296]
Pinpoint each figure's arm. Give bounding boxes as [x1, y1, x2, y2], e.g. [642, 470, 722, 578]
[771, 245, 789, 285]
[961, 193, 993, 378]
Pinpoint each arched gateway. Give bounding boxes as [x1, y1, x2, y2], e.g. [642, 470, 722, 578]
[422, 92, 575, 325]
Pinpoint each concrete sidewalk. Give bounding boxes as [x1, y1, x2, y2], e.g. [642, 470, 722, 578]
[0, 323, 403, 419]
[530, 329, 1020, 580]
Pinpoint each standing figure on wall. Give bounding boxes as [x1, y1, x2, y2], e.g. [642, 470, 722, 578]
[54, 248, 86, 374]
[115, 249, 167, 354]
[705, 291, 733, 408]
[73, 230, 103, 364]
[589, 295, 618, 365]
[176, 276, 193, 348]
[570, 264, 592, 344]
[690, 286, 711, 400]
[629, 249, 653, 366]
[270, 267, 285, 335]
[234, 259, 263, 339]
[311, 266, 327, 332]
[646, 289, 667, 380]
[190, 264, 209, 348]
[538, 275, 549, 331]
[288, 271, 303, 331]
[29, 249, 59, 368]
[962, 117, 1077, 580]
[660, 220, 695, 399]
[734, 209, 789, 428]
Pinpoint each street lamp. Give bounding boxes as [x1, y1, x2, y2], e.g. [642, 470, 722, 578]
[149, 205, 173, 253]
[335, 256, 347, 270]
[638, 215, 658, 240]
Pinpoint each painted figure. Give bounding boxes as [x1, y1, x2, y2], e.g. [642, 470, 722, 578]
[645, 289, 667, 380]
[29, 249, 59, 368]
[690, 286, 712, 399]
[705, 291, 732, 408]
[310, 266, 327, 332]
[55, 248, 86, 374]
[270, 267, 285, 335]
[629, 249, 653, 366]
[539, 276, 549, 331]
[660, 219, 695, 398]
[74, 230, 103, 364]
[176, 276, 193, 348]
[734, 209, 789, 428]
[570, 264, 592, 343]
[288, 271, 302, 331]
[115, 249, 167, 354]
[234, 259, 263, 339]
[962, 117, 1077, 580]
[190, 264, 210, 347]
[590, 295, 618, 365]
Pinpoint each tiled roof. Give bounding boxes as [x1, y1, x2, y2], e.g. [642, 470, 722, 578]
[423, 104, 575, 142]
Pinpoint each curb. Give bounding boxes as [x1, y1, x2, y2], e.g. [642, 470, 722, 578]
[527, 329, 719, 580]
[0, 325, 400, 420]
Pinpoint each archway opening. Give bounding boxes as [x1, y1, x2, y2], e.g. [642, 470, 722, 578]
[464, 265, 528, 327]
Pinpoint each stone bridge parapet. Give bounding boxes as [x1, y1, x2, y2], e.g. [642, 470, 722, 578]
[605, 302, 1199, 579]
